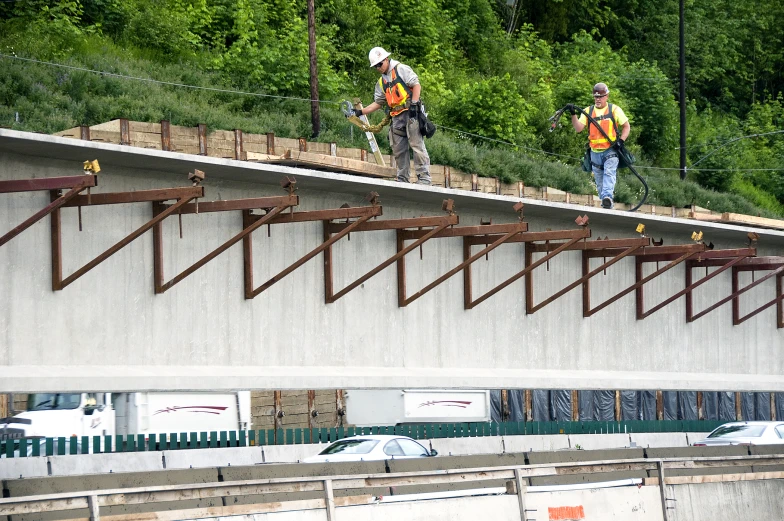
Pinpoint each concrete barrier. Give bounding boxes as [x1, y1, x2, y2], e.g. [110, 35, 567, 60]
[568, 433, 631, 450]
[525, 484, 663, 521]
[163, 446, 264, 469]
[430, 436, 504, 456]
[48, 451, 164, 476]
[503, 434, 570, 452]
[262, 443, 325, 463]
[0, 457, 49, 479]
[629, 433, 689, 448]
[669, 480, 784, 521]
[527, 448, 646, 486]
[685, 431, 713, 445]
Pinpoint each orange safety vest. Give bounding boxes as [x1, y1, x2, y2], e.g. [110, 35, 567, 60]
[587, 104, 620, 151]
[379, 65, 413, 117]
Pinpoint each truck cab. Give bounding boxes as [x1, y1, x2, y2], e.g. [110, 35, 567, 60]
[0, 393, 115, 440]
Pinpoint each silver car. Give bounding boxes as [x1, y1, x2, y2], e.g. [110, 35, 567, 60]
[693, 421, 784, 446]
[302, 435, 437, 463]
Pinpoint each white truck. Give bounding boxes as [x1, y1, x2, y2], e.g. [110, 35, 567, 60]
[0, 392, 251, 440]
[345, 389, 491, 427]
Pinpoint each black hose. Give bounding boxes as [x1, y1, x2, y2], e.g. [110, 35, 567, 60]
[554, 105, 649, 212]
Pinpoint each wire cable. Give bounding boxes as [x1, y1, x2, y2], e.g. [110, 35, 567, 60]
[0, 52, 342, 106]
[690, 129, 784, 167]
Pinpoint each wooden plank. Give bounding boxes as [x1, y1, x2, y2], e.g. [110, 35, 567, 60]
[722, 212, 784, 231]
[690, 211, 723, 222]
[246, 150, 396, 178]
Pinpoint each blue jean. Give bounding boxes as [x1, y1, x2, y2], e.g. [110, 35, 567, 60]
[590, 148, 619, 201]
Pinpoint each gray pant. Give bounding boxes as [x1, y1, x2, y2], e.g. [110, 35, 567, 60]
[389, 112, 431, 184]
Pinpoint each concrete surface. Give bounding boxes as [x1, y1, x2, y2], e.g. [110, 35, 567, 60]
[47, 451, 164, 476]
[629, 433, 689, 448]
[263, 443, 325, 463]
[669, 480, 784, 521]
[0, 457, 48, 479]
[503, 434, 571, 452]
[2, 128, 784, 393]
[163, 446, 264, 469]
[431, 436, 504, 456]
[568, 433, 632, 450]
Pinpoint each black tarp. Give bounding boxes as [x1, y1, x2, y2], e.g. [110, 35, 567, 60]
[621, 391, 638, 420]
[703, 392, 718, 420]
[639, 391, 657, 420]
[508, 390, 525, 422]
[756, 392, 771, 421]
[719, 391, 736, 420]
[532, 390, 550, 421]
[490, 390, 502, 423]
[553, 390, 572, 421]
[662, 391, 678, 420]
[594, 390, 615, 421]
[579, 391, 595, 421]
[679, 391, 698, 420]
[741, 392, 755, 421]
[778, 393, 784, 421]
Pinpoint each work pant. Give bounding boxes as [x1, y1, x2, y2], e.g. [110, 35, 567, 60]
[590, 148, 619, 203]
[389, 112, 431, 184]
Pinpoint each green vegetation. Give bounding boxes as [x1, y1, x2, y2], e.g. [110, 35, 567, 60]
[0, 0, 782, 216]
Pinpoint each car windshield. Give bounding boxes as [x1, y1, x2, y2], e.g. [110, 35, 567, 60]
[708, 425, 766, 438]
[319, 439, 379, 455]
[28, 393, 82, 411]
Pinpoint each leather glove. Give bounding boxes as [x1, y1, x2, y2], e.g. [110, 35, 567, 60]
[615, 137, 625, 147]
[409, 101, 420, 116]
[352, 108, 363, 117]
[564, 104, 579, 116]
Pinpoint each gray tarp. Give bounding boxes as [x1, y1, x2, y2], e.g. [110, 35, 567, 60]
[621, 390, 638, 420]
[679, 391, 698, 420]
[778, 393, 784, 420]
[532, 390, 550, 421]
[741, 392, 755, 421]
[508, 390, 525, 422]
[639, 391, 657, 420]
[579, 390, 595, 421]
[490, 390, 502, 423]
[663, 391, 678, 420]
[756, 392, 771, 421]
[552, 390, 572, 421]
[719, 391, 736, 420]
[703, 392, 718, 420]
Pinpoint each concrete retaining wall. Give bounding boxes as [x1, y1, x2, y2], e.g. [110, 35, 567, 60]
[629, 433, 689, 448]
[669, 480, 784, 521]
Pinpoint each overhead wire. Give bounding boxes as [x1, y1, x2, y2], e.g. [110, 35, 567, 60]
[1, 52, 782, 175]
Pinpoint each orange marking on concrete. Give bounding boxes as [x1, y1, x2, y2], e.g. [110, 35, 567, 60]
[548, 505, 585, 520]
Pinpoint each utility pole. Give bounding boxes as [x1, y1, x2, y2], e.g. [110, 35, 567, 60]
[679, 0, 687, 180]
[307, 0, 320, 137]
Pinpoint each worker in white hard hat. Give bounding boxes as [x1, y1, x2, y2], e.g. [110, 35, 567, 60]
[566, 83, 630, 209]
[349, 47, 431, 185]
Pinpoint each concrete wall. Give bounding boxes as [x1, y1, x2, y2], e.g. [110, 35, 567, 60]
[668, 480, 784, 521]
[2, 130, 783, 393]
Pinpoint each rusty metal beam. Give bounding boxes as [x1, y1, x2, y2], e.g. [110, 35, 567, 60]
[160, 195, 298, 215]
[528, 237, 646, 253]
[52, 187, 203, 290]
[1, 175, 98, 248]
[325, 215, 457, 234]
[63, 187, 203, 207]
[398, 222, 528, 240]
[686, 251, 776, 322]
[466, 228, 591, 310]
[401, 223, 527, 307]
[733, 265, 784, 327]
[464, 228, 589, 246]
[247, 211, 379, 299]
[325, 215, 457, 304]
[0, 175, 97, 194]
[153, 196, 299, 294]
[637, 249, 754, 319]
[583, 244, 705, 318]
[250, 205, 383, 225]
[526, 239, 650, 315]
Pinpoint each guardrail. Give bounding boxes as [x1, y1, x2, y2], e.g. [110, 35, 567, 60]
[1, 419, 723, 458]
[1, 453, 782, 521]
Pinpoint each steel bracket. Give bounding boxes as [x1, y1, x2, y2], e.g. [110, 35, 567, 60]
[396, 220, 529, 307]
[244, 204, 384, 299]
[684, 250, 768, 322]
[463, 227, 591, 309]
[727, 257, 784, 327]
[525, 237, 651, 315]
[0, 174, 98, 248]
[152, 195, 300, 294]
[51, 186, 204, 290]
[322, 213, 460, 304]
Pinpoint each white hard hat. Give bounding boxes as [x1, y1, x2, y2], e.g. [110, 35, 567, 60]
[368, 47, 391, 67]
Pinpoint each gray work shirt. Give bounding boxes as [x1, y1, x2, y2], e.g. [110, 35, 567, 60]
[373, 59, 420, 107]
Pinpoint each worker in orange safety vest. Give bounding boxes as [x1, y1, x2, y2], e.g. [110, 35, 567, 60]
[566, 83, 630, 209]
[349, 47, 431, 185]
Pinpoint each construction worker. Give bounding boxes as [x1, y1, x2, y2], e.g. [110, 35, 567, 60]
[566, 83, 630, 209]
[349, 47, 431, 185]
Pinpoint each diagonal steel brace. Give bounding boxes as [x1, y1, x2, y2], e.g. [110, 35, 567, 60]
[153, 195, 299, 294]
[0, 175, 97, 248]
[52, 187, 203, 290]
[732, 260, 784, 327]
[526, 239, 650, 315]
[465, 228, 591, 309]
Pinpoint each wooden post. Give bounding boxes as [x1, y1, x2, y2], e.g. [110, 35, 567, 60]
[615, 390, 621, 421]
[772, 394, 777, 421]
[360, 149, 368, 162]
[572, 391, 579, 421]
[119, 118, 130, 145]
[298, 138, 308, 152]
[329, 143, 337, 156]
[79, 125, 91, 141]
[267, 132, 275, 155]
[234, 129, 244, 160]
[524, 390, 533, 422]
[735, 392, 742, 420]
[471, 173, 478, 191]
[307, 390, 316, 444]
[445, 166, 451, 188]
[697, 392, 704, 420]
[495, 178, 501, 195]
[273, 391, 282, 434]
[0, 394, 7, 419]
[656, 390, 664, 421]
[160, 120, 171, 151]
[335, 390, 345, 427]
[197, 123, 207, 155]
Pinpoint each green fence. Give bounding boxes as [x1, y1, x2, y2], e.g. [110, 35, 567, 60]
[0, 419, 723, 458]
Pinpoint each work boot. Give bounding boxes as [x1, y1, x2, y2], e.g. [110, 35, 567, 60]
[602, 197, 613, 209]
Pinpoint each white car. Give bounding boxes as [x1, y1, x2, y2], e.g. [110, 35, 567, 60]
[692, 421, 784, 446]
[302, 435, 438, 463]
